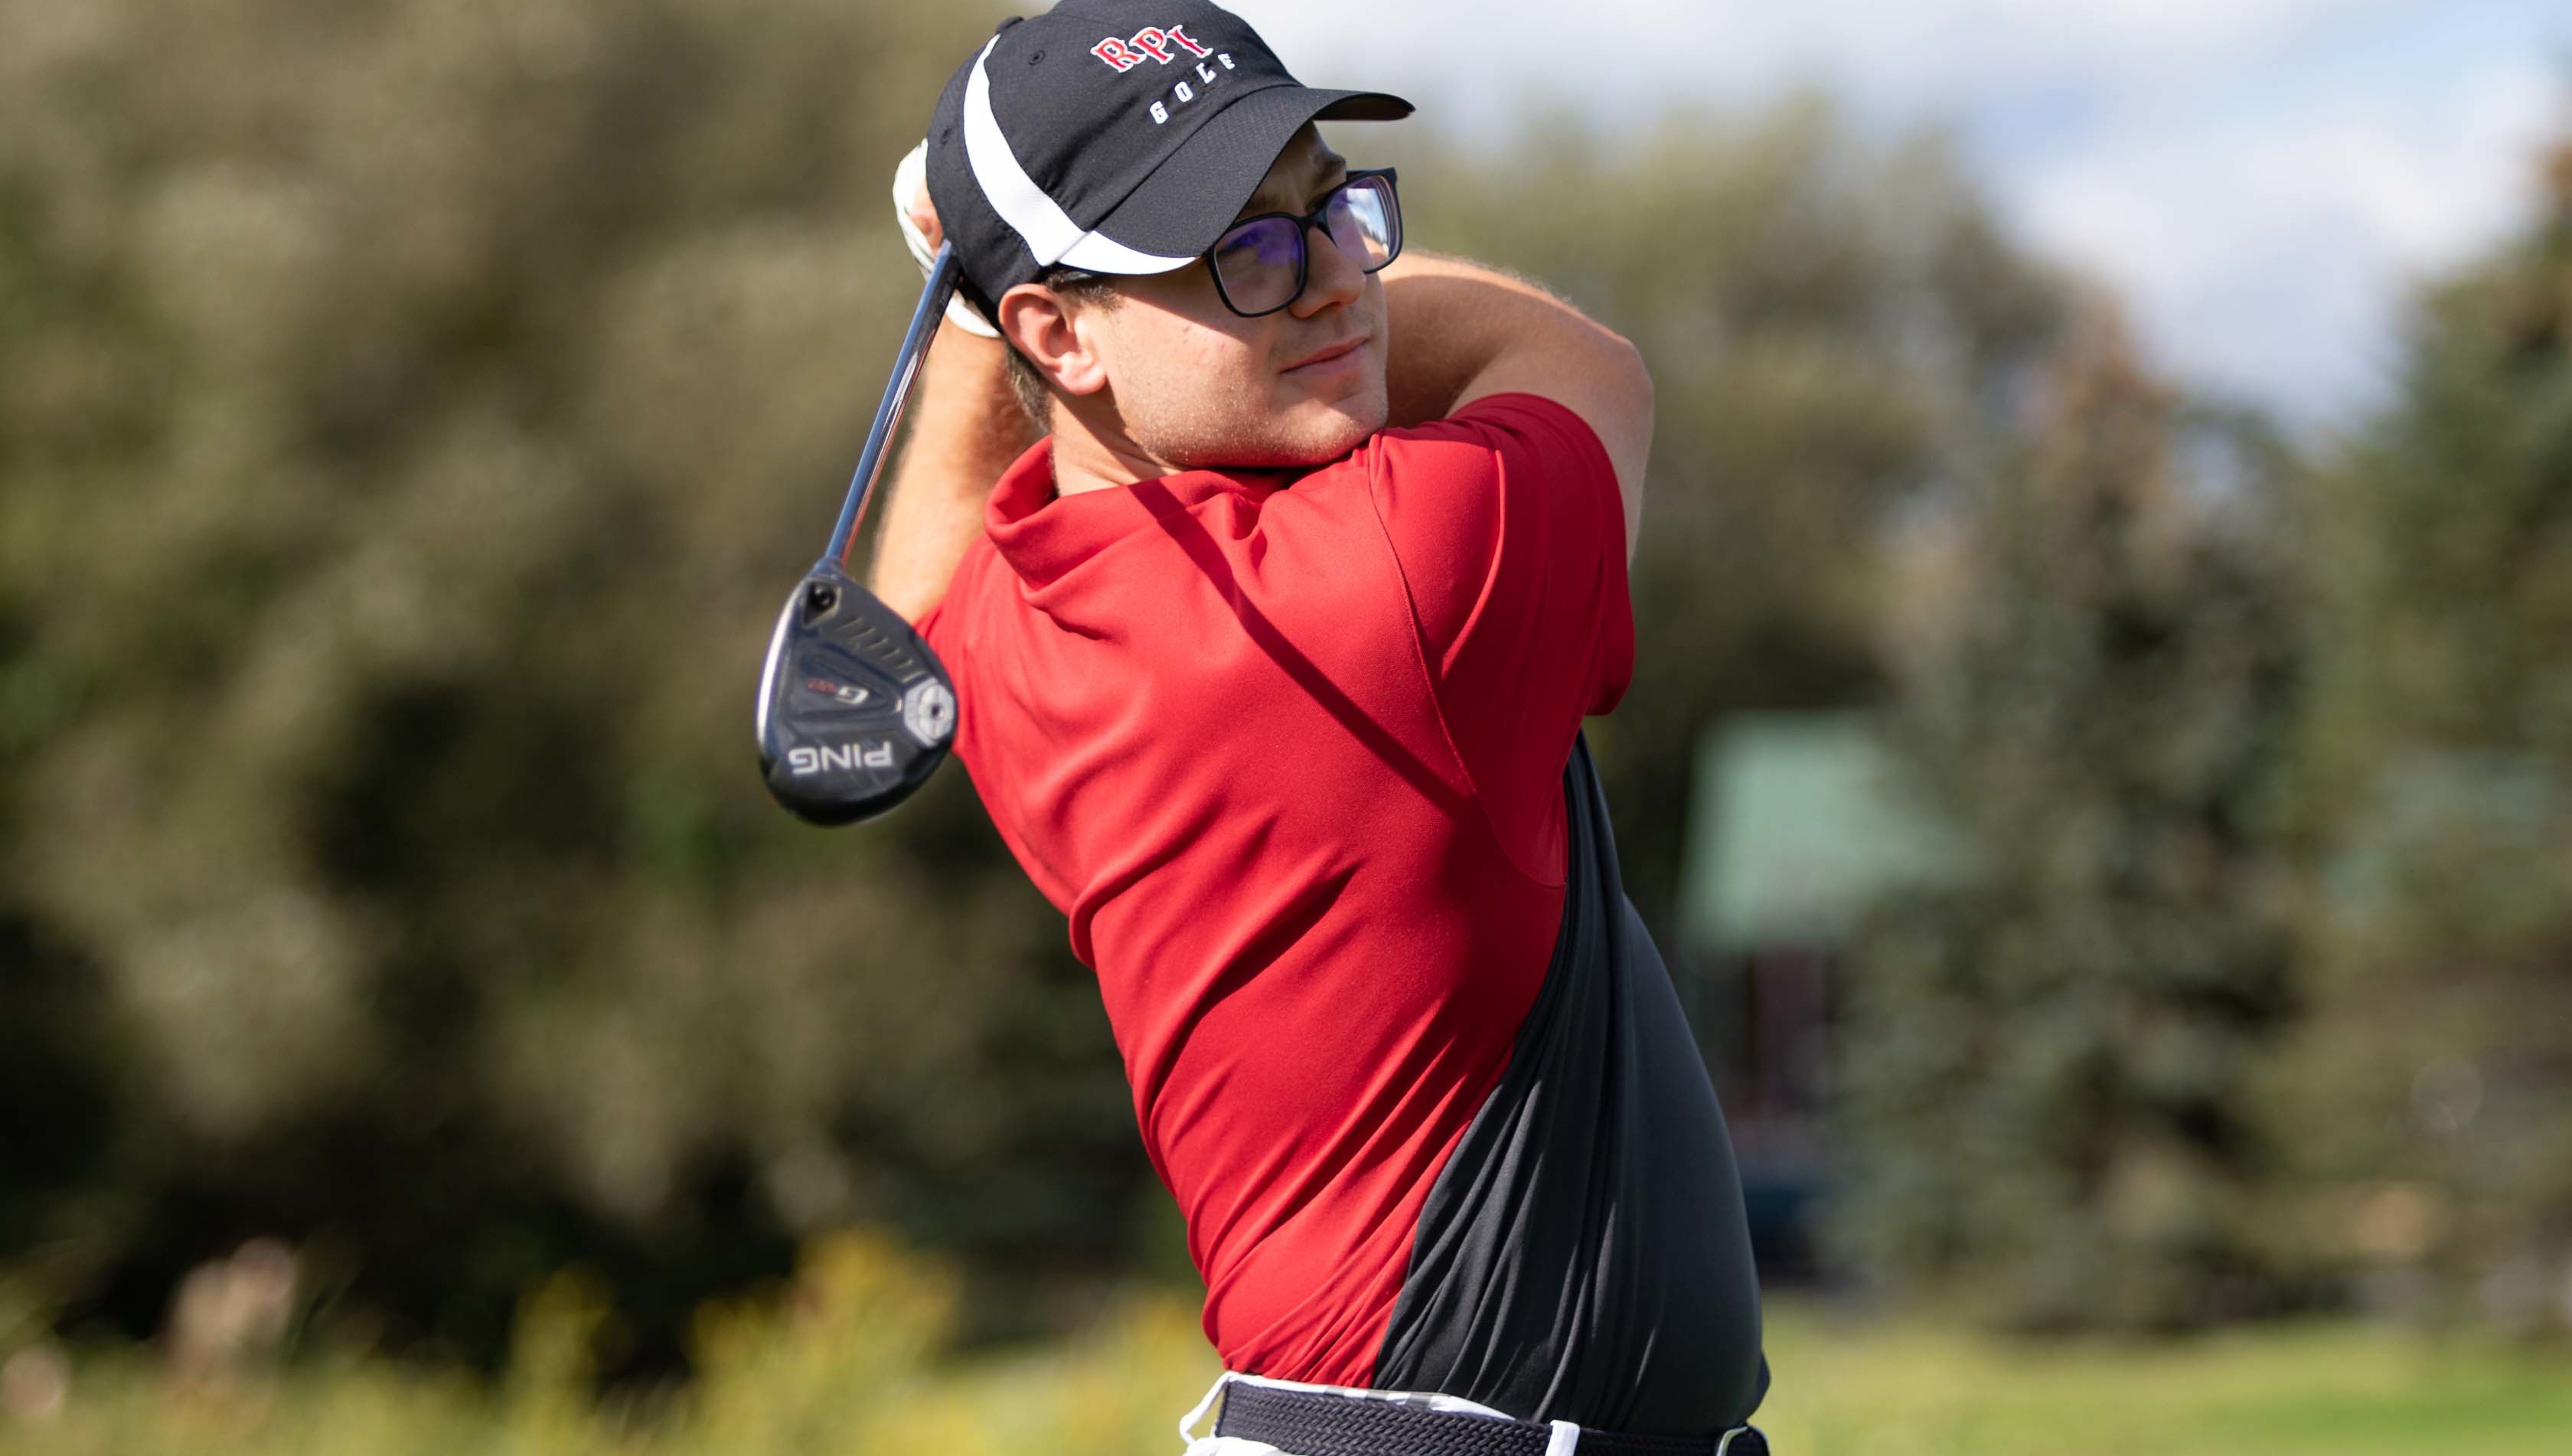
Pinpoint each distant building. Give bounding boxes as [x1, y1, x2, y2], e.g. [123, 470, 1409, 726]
[1673, 712, 1955, 1275]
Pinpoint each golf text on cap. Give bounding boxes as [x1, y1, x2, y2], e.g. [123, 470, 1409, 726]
[1092, 24, 1212, 71]
[1146, 53, 1235, 126]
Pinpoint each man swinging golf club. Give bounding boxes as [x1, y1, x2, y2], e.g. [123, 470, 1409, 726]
[868, 2, 1768, 1450]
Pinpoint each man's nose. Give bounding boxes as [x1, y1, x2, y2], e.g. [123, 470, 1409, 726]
[1290, 219, 1366, 318]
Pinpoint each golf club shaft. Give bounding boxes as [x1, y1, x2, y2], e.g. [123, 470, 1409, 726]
[824, 243, 965, 569]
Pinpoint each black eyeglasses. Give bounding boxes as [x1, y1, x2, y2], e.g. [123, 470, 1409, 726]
[1205, 169, 1402, 318]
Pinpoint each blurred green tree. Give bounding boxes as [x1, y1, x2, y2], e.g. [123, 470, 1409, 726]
[0, 0, 1143, 1369]
[2280, 140, 2572, 1324]
[1838, 302, 2309, 1328]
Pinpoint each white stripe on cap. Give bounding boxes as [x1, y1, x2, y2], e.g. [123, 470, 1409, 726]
[963, 38, 1195, 276]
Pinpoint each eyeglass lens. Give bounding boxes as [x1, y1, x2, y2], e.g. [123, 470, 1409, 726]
[1211, 217, 1305, 315]
[1329, 178, 1395, 272]
[1210, 175, 1399, 316]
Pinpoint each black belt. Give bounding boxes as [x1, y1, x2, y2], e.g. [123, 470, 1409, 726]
[1215, 1380, 1770, 1456]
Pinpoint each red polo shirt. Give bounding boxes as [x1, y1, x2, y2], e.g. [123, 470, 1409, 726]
[916, 393, 1631, 1383]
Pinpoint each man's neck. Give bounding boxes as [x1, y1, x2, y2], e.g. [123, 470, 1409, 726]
[1046, 412, 1173, 498]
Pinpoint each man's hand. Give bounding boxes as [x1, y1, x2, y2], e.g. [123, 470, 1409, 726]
[893, 141, 999, 339]
[1381, 254, 1653, 560]
[867, 143, 1037, 623]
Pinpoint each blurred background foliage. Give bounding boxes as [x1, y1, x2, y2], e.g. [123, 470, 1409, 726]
[0, 0, 1142, 1373]
[3, 0, 2571, 1439]
[1839, 304, 2308, 1330]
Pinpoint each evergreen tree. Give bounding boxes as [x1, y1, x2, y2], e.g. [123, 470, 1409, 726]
[2285, 141, 2572, 1326]
[1840, 302, 2306, 1328]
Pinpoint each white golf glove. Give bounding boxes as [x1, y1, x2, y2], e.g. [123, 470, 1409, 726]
[893, 139, 1001, 338]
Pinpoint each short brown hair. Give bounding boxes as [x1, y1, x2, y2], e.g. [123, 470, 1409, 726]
[1000, 266, 1124, 427]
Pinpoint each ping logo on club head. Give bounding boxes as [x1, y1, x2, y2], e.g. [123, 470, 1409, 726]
[786, 742, 897, 775]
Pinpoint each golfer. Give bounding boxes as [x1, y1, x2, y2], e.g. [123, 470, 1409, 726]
[872, 3, 1768, 1451]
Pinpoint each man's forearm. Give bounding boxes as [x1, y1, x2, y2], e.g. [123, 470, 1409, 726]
[1379, 250, 1654, 555]
[1382, 253, 1619, 426]
[867, 321, 1039, 624]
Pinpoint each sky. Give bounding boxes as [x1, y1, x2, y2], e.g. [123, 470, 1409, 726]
[1229, 0, 2572, 429]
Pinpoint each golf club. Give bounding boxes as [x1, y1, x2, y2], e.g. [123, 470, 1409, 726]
[755, 243, 964, 825]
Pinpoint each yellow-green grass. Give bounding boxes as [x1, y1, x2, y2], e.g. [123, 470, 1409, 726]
[5, 1237, 2567, 1455]
[1755, 1303, 2572, 1456]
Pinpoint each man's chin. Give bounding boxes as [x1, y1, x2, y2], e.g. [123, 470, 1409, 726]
[1275, 387, 1389, 463]
[1160, 387, 1389, 472]
[1261, 421, 1381, 470]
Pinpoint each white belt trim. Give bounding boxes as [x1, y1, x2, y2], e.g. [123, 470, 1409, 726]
[1177, 1369, 1761, 1456]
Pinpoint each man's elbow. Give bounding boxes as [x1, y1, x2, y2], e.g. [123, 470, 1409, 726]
[1598, 322, 1650, 396]
[1590, 327, 1653, 532]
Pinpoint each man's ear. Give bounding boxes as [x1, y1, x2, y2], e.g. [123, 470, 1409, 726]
[998, 284, 1110, 399]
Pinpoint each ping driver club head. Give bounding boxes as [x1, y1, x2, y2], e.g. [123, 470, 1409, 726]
[756, 245, 964, 825]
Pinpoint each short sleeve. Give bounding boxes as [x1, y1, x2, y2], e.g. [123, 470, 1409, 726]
[1363, 393, 1634, 883]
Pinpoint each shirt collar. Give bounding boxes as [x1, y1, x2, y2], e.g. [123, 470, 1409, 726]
[984, 438, 1296, 589]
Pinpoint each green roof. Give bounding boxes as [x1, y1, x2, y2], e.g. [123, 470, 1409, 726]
[1677, 713, 1958, 953]
[2324, 750, 2562, 925]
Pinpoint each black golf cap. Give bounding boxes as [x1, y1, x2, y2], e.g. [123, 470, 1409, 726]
[925, 0, 1412, 321]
